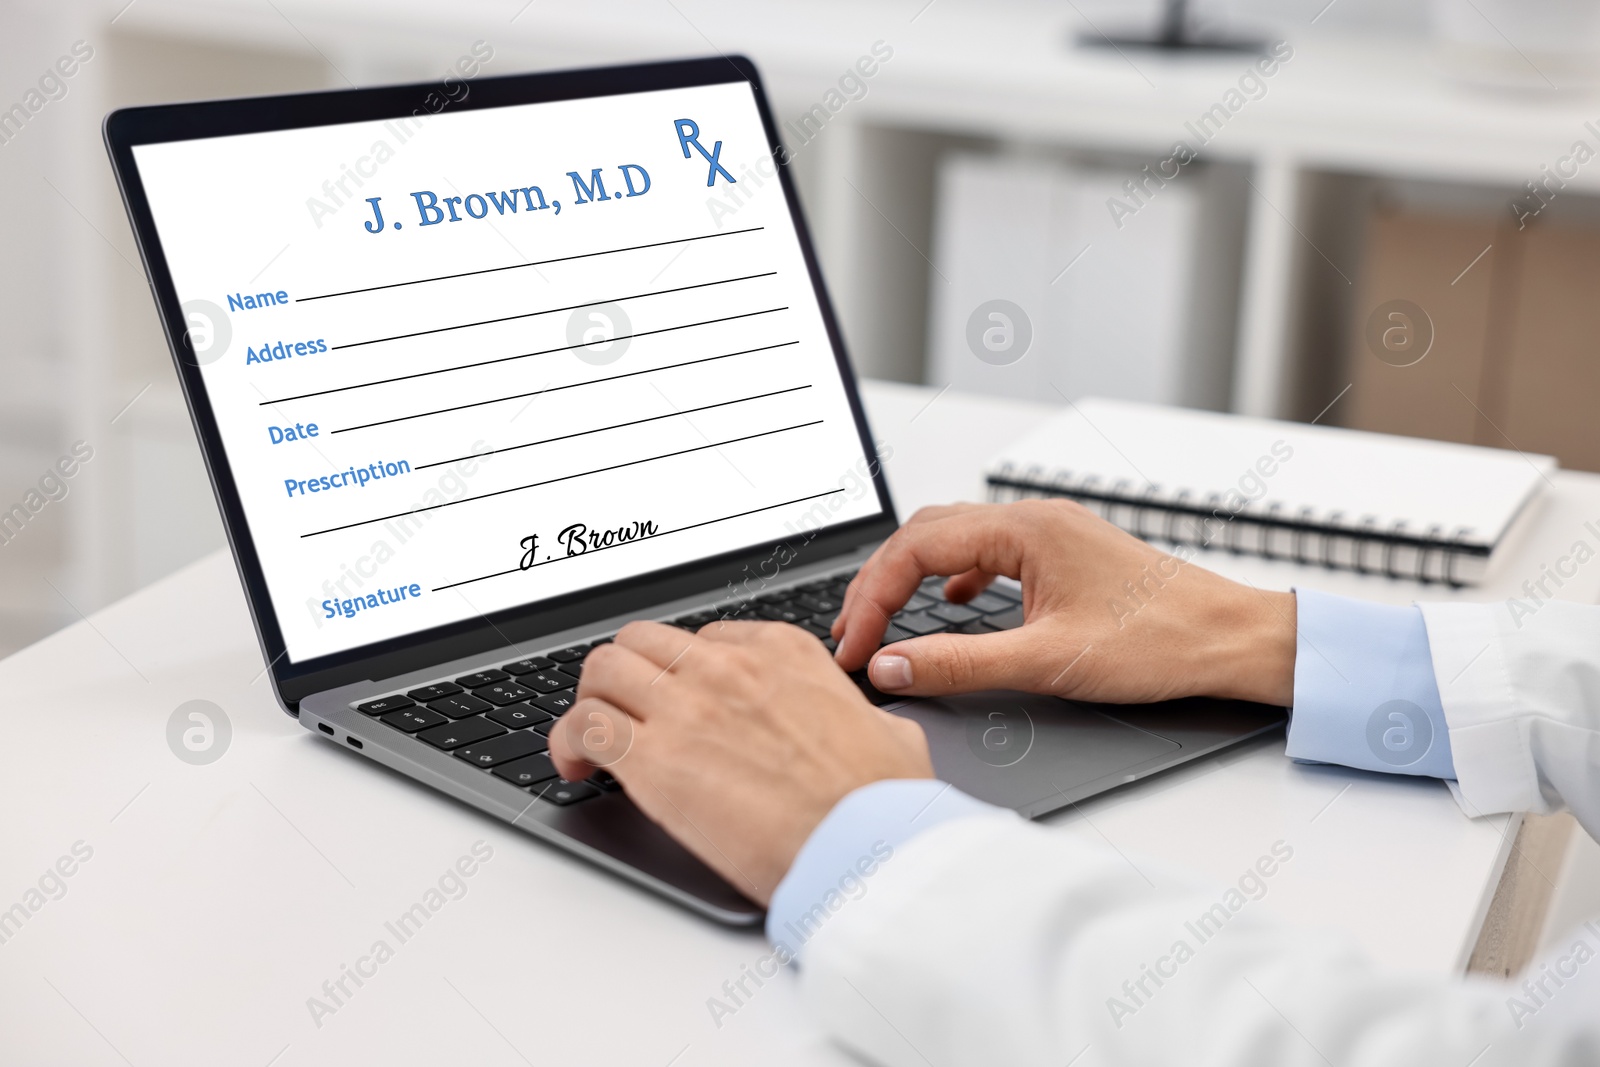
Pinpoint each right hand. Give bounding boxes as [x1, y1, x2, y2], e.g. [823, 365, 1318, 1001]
[547, 619, 933, 903]
[830, 500, 1296, 707]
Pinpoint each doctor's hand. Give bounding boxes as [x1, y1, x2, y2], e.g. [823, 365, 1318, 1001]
[547, 619, 932, 904]
[832, 500, 1296, 707]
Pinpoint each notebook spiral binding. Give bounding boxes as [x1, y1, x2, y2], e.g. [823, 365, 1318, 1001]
[986, 462, 1482, 586]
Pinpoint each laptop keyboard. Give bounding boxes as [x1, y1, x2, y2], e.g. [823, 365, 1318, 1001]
[349, 570, 1024, 806]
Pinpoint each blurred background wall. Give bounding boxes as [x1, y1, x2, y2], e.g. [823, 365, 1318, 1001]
[5, 0, 1600, 656]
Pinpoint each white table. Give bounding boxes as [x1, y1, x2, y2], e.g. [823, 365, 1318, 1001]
[5, 381, 1596, 1066]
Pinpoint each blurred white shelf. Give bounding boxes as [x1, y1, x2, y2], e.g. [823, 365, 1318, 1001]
[116, 0, 1600, 180]
[107, 0, 1600, 416]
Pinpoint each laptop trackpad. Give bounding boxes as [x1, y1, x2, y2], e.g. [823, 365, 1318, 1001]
[890, 691, 1182, 815]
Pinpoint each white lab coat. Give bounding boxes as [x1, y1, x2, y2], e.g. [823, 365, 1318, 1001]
[799, 599, 1600, 1066]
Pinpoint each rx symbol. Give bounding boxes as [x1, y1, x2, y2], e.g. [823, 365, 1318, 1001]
[674, 118, 736, 187]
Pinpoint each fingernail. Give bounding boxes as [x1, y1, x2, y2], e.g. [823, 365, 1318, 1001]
[871, 653, 912, 690]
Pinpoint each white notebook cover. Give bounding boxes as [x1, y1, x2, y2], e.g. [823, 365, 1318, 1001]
[986, 398, 1556, 551]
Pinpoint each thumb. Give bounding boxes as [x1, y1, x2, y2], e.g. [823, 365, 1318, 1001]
[867, 628, 1052, 696]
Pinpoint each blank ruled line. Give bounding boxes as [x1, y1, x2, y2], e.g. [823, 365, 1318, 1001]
[432, 488, 845, 592]
[296, 226, 765, 302]
[259, 307, 789, 406]
[329, 340, 798, 434]
[413, 384, 813, 470]
[300, 419, 825, 538]
[331, 272, 777, 351]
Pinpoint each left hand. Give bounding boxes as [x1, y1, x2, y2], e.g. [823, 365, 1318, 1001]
[547, 619, 933, 903]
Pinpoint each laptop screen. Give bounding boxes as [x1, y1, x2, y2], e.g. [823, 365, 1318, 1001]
[129, 78, 886, 664]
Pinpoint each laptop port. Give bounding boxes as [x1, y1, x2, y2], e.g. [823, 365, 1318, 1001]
[346, 736, 363, 749]
[318, 723, 334, 735]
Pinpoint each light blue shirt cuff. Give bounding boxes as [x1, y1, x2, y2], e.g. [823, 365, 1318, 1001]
[765, 779, 1005, 962]
[1287, 587, 1455, 779]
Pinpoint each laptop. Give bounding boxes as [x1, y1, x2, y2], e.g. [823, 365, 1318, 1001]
[105, 56, 1286, 925]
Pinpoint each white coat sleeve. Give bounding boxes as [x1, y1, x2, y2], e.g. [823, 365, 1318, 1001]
[1421, 599, 1600, 839]
[800, 812, 1600, 1067]
[793, 595, 1600, 1066]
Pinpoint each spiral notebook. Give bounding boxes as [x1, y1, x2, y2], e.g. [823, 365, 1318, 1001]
[985, 398, 1556, 586]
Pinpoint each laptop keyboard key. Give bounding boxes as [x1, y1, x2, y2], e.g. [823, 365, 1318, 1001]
[893, 612, 948, 636]
[555, 662, 583, 682]
[795, 594, 842, 614]
[881, 623, 913, 645]
[521, 670, 570, 694]
[965, 591, 1013, 613]
[985, 606, 1025, 630]
[418, 716, 505, 750]
[530, 690, 577, 717]
[381, 707, 448, 732]
[427, 693, 493, 719]
[954, 619, 999, 635]
[548, 646, 587, 663]
[758, 604, 808, 623]
[357, 695, 413, 715]
[455, 669, 509, 688]
[486, 703, 553, 729]
[500, 657, 555, 676]
[474, 682, 534, 706]
[455, 730, 548, 768]
[929, 602, 982, 625]
[491, 753, 560, 787]
[405, 682, 461, 702]
[537, 779, 600, 805]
